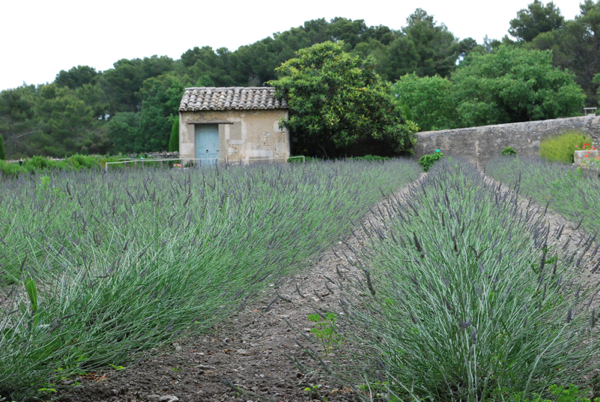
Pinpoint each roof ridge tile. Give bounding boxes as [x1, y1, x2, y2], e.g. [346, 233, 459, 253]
[180, 87, 287, 112]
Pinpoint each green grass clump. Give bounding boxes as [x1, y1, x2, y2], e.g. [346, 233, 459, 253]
[539, 131, 592, 163]
[0, 159, 420, 400]
[321, 159, 598, 401]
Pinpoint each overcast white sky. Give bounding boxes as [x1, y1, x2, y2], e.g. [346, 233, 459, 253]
[0, 0, 583, 91]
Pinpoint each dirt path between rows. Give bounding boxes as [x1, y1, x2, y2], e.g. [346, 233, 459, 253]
[57, 171, 600, 402]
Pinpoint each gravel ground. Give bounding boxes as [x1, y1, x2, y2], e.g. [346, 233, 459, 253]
[51, 171, 600, 402]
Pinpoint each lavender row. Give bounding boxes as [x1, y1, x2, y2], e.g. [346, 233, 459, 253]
[318, 159, 598, 401]
[0, 160, 421, 399]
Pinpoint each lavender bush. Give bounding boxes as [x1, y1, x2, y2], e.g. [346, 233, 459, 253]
[0, 160, 421, 400]
[320, 159, 599, 401]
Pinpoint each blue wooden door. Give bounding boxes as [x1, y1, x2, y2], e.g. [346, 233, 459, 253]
[195, 125, 219, 165]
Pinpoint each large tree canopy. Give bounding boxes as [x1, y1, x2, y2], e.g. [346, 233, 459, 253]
[55, 65, 99, 90]
[392, 46, 585, 130]
[452, 46, 584, 127]
[401, 9, 462, 78]
[527, 0, 600, 105]
[509, 0, 564, 42]
[392, 74, 456, 132]
[269, 42, 417, 158]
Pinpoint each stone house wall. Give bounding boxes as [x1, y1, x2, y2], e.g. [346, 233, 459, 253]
[179, 109, 290, 164]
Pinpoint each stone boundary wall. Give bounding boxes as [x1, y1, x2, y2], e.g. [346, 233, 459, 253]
[414, 116, 600, 170]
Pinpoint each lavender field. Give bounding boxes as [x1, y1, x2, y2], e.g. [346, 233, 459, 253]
[311, 159, 600, 401]
[486, 156, 600, 239]
[0, 160, 421, 399]
[3, 158, 600, 401]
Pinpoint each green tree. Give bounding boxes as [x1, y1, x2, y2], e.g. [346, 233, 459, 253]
[179, 46, 236, 86]
[105, 75, 184, 154]
[452, 45, 585, 127]
[101, 55, 175, 115]
[269, 41, 417, 158]
[0, 132, 5, 160]
[402, 9, 463, 78]
[391, 73, 456, 131]
[168, 118, 179, 152]
[0, 86, 43, 158]
[594, 73, 600, 104]
[377, 36, 420, 81]
[509, 0, 564, 42]
[528, 0, 600, 105]
[107, 112, 140, 154]
[55, 65, 99, 89]
[75, 83, 109, 120]
[35, 84, 99, 157]
[135, 75, 185, 152]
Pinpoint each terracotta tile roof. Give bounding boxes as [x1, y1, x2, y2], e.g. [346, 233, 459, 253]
[179, 87, 288, 112]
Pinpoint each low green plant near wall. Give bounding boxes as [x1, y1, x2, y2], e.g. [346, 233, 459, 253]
[418, 150, 444, 171]
[539, 131, 592, 163]
[501, 146, 517, 156]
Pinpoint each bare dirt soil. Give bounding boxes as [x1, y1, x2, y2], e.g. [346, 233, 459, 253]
[56, 172, 600, 402]
[57, 246, 355, 402]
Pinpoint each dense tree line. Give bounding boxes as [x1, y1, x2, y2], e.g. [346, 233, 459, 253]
[0, 3, 597, 159]
[394, 46, 585, 131]
[510, 0, 600, 106]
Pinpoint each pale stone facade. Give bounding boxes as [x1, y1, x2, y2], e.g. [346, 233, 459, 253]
[179, 109, 290, 164]
[178, 87, 290, 165]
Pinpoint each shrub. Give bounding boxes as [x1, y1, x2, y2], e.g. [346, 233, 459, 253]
[0, 160, 26, 176]
[25, 155, 52, 170]
[269, 41, 417, 158]
[501, 146, 517, 156]
[418, 150, 444, 172]
[0, 155, 131, 177]
[539, 131, 592, 163]
[288, 156, 314, 163]
[0, 135, 4, 160]
[348, 155, 391, 162]
[66, 154, 98, 169]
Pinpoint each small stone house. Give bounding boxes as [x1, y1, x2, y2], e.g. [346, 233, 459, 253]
[178, 87, 290, 165]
